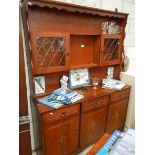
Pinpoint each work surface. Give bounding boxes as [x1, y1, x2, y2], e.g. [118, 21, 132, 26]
[33, 85, 131, 114]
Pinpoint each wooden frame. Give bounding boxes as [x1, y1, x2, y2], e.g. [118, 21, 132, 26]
[100, 34, 123, 66]
[30, 31, 70, 74]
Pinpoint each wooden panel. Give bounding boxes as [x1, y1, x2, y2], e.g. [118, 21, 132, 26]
[70, 35, 99, 67]
[93, 36, 101, 64]
[82, 95, 109, 112]
[19, 123, 29, 132]
[43, 65, 121, 96]
[106, 98, 129, 133]
[80, 107, 107, 148]
[28, 6, 120, 35]
[29, 0, 128, 19]
[43, 115, 79, 155]
[19, 10, 28, 116]
[19, 123, 32, 155]
[43, 104, 80, 124]
[110, 87, 130, 103]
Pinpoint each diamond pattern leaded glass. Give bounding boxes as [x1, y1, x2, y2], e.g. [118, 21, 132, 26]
[37, 37, 66, 68]
[103, 38, 119, 61]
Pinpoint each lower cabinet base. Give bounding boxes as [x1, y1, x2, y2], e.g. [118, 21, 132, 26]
[38, 87, 131, 155]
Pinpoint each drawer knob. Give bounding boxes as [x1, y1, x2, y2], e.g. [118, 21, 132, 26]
[60, 112, 66, 117]
[96, 104, 98, 107]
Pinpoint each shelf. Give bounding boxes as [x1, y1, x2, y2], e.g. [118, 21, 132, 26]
[70, 35, 100, 68]
[70, 63, 98, 70]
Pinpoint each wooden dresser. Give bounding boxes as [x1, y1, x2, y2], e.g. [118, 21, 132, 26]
[20, 0, 131, 154]
[34, 85, 131, 155]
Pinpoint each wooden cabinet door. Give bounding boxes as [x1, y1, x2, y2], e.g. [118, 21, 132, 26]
[43, 115, 79, 155]
[30, 32, 70, 74]
[19, 124, 32, 155]
[106, 98, 129, 133]
[80, 107, 107, 148]
[100, 34, 123, 66]
[19, 7, 32, 155]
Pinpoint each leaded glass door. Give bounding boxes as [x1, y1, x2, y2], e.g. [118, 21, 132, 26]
[31, 32, 70, 74]
[100, 35, 122, 66]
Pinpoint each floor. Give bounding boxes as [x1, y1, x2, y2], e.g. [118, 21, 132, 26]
[32, 145, 93, 155]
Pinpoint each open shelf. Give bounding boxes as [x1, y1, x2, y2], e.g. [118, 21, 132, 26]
[70, 63, 98, 70]
[70, 34, 100, 69]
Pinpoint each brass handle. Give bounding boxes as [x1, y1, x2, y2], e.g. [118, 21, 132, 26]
[60, 112, 66, 117]
[65, 51, 70, 56]
[107, 115, 110, 120]
[103, 116, 106, 120]
[76, 129, 79, 133]
[95, 103, 98, 107]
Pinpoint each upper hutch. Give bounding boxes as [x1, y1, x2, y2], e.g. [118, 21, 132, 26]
[21, 0, 130, 154]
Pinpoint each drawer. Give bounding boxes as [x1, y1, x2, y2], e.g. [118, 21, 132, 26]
[110, 88, 130, 103]
[42, 104, 80, 124]
[82, 95, 109, 112]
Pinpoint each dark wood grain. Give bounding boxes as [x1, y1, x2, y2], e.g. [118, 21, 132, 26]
[41, 109, 80, 155]
[70, 35, 100, 67]
[106, 97, 129, 134]
[19, 8, 28, 116]
[19, 6, 32, 155]
[80, 106, 107, 148]
[19, 123, 32, 155]
[110, 87, 130, 103]
[81, 95, 109, 113]
[29, 0, 128, 19]
[42, 104, 80, 124]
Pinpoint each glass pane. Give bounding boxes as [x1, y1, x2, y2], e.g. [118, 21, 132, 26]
[36, 37, 66, 68]
[103, 39, 119, 61]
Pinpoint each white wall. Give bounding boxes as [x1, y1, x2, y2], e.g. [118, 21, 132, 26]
[121, 73, 135, 128]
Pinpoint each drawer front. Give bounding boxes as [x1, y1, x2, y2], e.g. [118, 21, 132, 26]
[82, 95, 109, 112]
[42, 104, 80, 124]
[110, 88, 130, 103]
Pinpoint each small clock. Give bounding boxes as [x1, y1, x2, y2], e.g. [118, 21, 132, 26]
[34, 76, 45, 94]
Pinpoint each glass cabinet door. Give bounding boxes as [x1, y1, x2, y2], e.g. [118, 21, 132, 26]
[31, 32, 70, 74]
[100, 35, 122, 66]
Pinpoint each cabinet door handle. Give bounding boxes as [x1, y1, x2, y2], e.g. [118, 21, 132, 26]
[65, 51, 70, 56]
[76, 129, 79, 133]
[103, 116, 106, 120]
[107, 115, 111, 120]
[60, 112, 66, 117]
